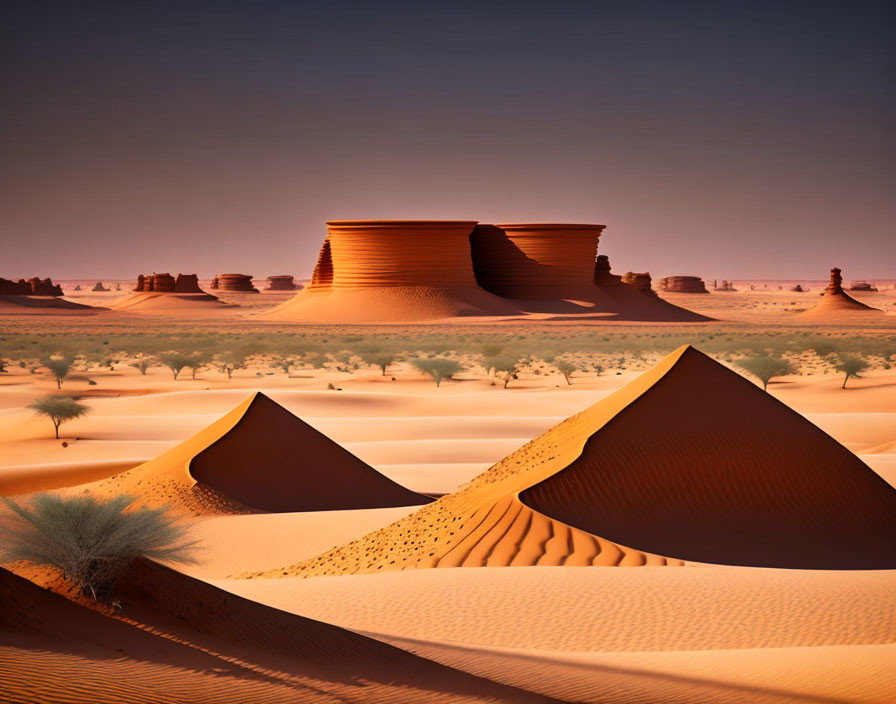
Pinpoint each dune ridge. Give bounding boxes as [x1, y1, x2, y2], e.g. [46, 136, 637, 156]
[76, 392, 431, 514]
[0, 562, 553, 703]
[264, 346, 896, 577]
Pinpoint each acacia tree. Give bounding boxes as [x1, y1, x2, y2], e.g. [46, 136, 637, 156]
[491, 357, 521, 388]
[554, 359, 577, 385]
[158, 352, 193, 380]
[188, 351, 212, 380]
[361, 351, 397, 376]
[735, 354, 796, 391]
[412, 358, 463, 387]
[0, 493, 196, 601]
[27, 394, 90, 439]
[41, 357, 74, 389]
[214, 350, 249, 379]
[835, 354, 870, 389]
[129, 357, 154, 375]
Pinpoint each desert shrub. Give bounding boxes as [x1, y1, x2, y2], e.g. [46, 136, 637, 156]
[158, 352, 194, 380]
[27, 394, 90, 439]
[735, 355, 797, 391]
[187, 351, 212, 380]
[129, 357, 154, 375]
[214, 350, 249, 379]
[835, 354, 870, 389]
[554, 359, 577, 385]
[0, 494, 196, 601]
[491, 356, 521, 388]
[41, 356, 74, 389]
[412, 357, 463, 387]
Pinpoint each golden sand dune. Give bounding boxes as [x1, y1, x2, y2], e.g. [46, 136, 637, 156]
[0, 296, 102, 314]
[79, 392, 432, 514]
[270, 346, 896, 577]
[796, 267, 882, 320]
[108, 291, 234, 314]
[0, 563, 553, 704]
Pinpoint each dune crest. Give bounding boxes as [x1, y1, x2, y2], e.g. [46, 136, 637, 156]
[77, 392, 431, 514]
[269, 346, 896, 577]
[0, 563, 549, 703]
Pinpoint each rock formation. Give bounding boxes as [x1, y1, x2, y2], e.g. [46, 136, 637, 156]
[0, 277, 63, 296]
[621, 272, 657, 296]
[715, 280, 737, 291]
[658, 276, 708, 293]
[280, 346, 896, 577]
[134, 272, 204, 293]
[470, 223, 606, 300]
[849, 280, 877, 292]
[92, 282, 110, 292]
[593, 254, 623, 286]
[264, 275, 299, 290]
[258, 220, 521, 323]
[790, 284, 805, 292]
[211, 274, 258, 292]
[797, 267, 881, 319]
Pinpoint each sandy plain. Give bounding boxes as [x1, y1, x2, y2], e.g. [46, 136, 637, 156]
[2, 283, 895, 703]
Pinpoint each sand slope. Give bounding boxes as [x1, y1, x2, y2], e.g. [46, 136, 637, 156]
[796, 290, 882, 320]
[271, 346, 896, 577]
[78, 392, 431, 514]
[0, 563, 553, 704]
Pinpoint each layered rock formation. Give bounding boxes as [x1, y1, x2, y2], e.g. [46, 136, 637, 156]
[258, 220, 522, 322]
[797, 267, 881, 319]
[593, 255, 623, 286]
[134, 272, 205, 293]
[471, 223, 606, 300]
[621, 272, 657, 296]
[79, 392, 432, 514]
[0, 277, 63, 296]
[658, 276, 708, 293]
[278, 346, 896, 577]
[92, 282, 110, 292]
[849, 280, 877, 292]
[211, 273, 258, 292]
[265, 275, 299, 290]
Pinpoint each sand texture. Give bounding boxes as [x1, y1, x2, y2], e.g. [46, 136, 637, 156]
[269, 346, 896, 577]
[0, 562, 553, 704]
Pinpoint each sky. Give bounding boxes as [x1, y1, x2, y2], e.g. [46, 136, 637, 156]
[1, 0, 894, 280]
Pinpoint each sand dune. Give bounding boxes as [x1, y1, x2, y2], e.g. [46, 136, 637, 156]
[108, 291, 237, 315]
[0, 562, 553, 704]
[269, 346, 896, 577]
[0, 295, 102, 314]
[76, 392, 431, 514]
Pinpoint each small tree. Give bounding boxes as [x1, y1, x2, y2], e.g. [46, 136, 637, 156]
[412, 358, 463, 387]
[272, 355, 295, 376]
[554, 359, 577, 385]
[736, 355, 796, 391]
[41, 357, 73, 389]
[214, 350, 249, 380]
[491, 357, 521, 389]
[129, 358, 154, 375]
[188, 351, 212, 380]
[27, 394, 90, 439]
[0, 493, 196, 601]
[361, 351, 397, 376]
[158, 352, 193, 380]
[835, 354, 870, 389]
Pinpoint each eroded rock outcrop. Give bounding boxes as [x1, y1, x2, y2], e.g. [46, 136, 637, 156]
[471, 223, 606, 300]
[212, 274, 258, 293]
[796, 268, 881, 319]
[0, 277, 63, 296]
[92, 282, 110, 292]
[594, 255, 623, 286]
[134, 273, 205, 293]
[658, 276, 708, 293]
[258, 220, 521, 322]
[621, 272, 658, 296]
[265, 275, 299, 291]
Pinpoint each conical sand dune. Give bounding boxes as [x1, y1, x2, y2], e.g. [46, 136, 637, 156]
[270, 346, 896, 577]
[0, 563, 551, 704]
[79, 392, 431, 514]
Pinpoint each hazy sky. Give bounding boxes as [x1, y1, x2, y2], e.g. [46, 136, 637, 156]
[1, 0, 894, 280]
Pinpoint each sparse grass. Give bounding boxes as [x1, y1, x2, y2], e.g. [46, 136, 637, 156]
[0, 493, 197, 601]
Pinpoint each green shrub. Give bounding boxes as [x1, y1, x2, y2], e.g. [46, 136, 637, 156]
[0, 494, 197, 601]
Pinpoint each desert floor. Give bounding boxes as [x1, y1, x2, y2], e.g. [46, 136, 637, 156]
[2, 286, 895, 703]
